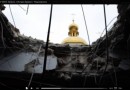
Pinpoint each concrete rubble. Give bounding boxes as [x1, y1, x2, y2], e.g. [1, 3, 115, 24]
[0, 4, 130, 89]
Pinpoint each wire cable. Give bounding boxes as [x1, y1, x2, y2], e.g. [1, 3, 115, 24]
[98, 4, 109, 86]
[26, 4, 29, 15]
[72, 15, 117, 73]
[81, 5, 91, 46]
[99, 16, 117, 38]
[42, 4, 53, 76]
[82, 61, 96, 87]
[81, 5, 118, 87]
[9, 5, 16, 28]
[27, 44, 42, 88]
[18, 4, 26, 12]
[86, 16, 117, 62]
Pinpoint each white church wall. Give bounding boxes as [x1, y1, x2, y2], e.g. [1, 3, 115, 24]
[0, 52, 57, 73]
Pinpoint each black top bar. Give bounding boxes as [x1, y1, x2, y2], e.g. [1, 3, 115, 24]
[0, 0, 130, 4]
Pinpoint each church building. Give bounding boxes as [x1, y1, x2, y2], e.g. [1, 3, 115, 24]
[62, 20, 87, 46]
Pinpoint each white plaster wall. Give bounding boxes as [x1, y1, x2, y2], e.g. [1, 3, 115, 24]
[0, 52, 57, 73]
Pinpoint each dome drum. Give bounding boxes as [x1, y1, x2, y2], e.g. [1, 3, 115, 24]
[68, 31, 79, 36]
[62, 20, 87, 45]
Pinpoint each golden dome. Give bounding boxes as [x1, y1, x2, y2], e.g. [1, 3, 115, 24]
[62, 20, 88, 45]
[62, 36, 87, 45]
[69, 22, 78, 30]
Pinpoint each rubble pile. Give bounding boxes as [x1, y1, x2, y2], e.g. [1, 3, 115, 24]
[0, 4, 130, 88]
[0, 4, 45, 58]
[86, 4, 130, 73]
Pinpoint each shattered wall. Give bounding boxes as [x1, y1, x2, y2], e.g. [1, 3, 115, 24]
[0, 4, 130, 88]
[0, 4, 89, 74]
[0, 4, 58, 73]
[87, 4, 130, 72]
[0, 4, 130, 74]
[0, 52, 57, 73]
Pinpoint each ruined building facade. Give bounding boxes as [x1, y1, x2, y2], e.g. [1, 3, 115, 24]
[0, 4, 130, 89]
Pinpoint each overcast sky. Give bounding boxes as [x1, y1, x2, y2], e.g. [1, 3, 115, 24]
[3, 4, 118, 44]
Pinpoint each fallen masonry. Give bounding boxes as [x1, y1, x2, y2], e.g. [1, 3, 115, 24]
[0, 4, 130, 89]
